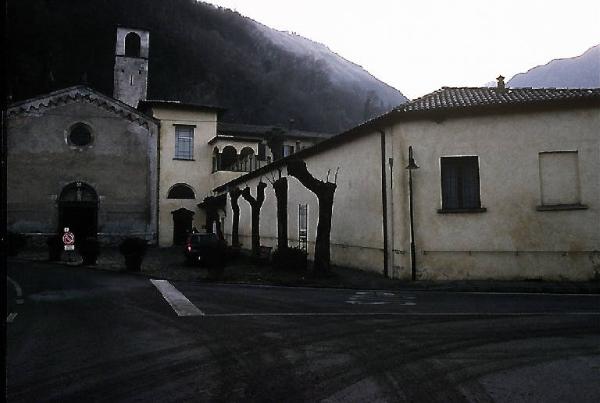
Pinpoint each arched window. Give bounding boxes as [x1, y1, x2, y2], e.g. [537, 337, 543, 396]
[167, 183, 195, 199]
[239, 147, 255, 172]
[59, 182, 98, 203]
[212, 147, 220, 172]
[125, 32, 141, 57]
[221, 146, 237, 171]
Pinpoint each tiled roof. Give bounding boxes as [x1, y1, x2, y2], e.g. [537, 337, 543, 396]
[7, 85, 157, 128]
[138, 99, 225, 112]
[395, 87, 600, 113]
[217, 122, 333, 140]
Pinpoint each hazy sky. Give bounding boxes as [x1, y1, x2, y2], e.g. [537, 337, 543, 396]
[203, 0, 600, 99]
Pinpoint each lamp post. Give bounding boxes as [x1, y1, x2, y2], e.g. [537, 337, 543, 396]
[405, 146, 419, 281]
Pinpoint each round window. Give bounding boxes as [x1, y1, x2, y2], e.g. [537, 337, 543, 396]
[69, 124, 92, 147]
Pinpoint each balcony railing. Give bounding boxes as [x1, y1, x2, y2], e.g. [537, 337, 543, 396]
[213, 155, 272, 173]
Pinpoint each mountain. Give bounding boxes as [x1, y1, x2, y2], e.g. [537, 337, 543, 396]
[508, 45, 600, 88]
[6, 0, 407, 133]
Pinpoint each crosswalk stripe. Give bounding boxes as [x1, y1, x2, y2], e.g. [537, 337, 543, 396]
[150, 279, 204, 317]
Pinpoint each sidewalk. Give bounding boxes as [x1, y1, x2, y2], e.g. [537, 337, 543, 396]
[10, 246, 600, 294]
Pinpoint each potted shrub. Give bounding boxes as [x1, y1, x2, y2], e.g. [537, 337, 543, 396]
[80, 237, 100, 266]
[7, 232, 27, 256]
[207, 240, 228, 280]
[46, 235, 63, 261]
[119, 237, 147, 271]
[272, 247, 308, 272]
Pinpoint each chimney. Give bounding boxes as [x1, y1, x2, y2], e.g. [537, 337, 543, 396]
[496, 75, 506, 91]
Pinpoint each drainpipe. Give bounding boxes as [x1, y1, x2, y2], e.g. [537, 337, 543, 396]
[379, 130, 389, 278]
[155, 118, 161, 246]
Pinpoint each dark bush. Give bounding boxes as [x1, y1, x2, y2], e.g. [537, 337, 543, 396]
[119, 237, 147, 271]
[272, 247, 308, 272]
[47, 235, 63, 261]
[79, 237, 100, 265]
[7, 232, 27, 256]
[206, 240, 228, 280]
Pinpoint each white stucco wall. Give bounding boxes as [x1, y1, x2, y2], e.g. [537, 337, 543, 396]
[150, 107, 218, 246]
[390, 107, 600, 280]
[221, 133, 385, 272]
[216, 106, 599, 281]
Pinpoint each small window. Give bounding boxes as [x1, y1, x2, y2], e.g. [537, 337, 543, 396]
[68, 123, 93, 147]
[125, 32, 141, 57]
[257, 143, 266, 161]
[537, 151, 586, 210]
[440, 156, 483, 212]
[298, 204, 308, 251]
[283, 145, 294, 158]
[174, 125, 194, 160]
[167, 184, 195, 199]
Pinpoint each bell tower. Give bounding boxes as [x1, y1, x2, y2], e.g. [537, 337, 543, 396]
[113, 27, 149, 108]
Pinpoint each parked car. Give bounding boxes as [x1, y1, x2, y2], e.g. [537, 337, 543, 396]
[184, 232, 222, 266]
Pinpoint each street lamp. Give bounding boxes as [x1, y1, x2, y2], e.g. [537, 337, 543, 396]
[405, 146, 419, 281]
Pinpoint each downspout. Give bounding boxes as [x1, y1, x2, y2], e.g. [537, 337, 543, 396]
[379, 129, 389, 277]
[155, 118, 161, 246]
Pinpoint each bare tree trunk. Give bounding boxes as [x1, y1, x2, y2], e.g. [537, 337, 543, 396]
[229, 187, 242, 247]
[241, 182, 267, 256]
[287, 160, 336, 273]
[273, 177, 288, 250]
[199, 196, 225, 239]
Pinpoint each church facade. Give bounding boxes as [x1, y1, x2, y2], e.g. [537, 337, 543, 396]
[6, 86, 159, 244]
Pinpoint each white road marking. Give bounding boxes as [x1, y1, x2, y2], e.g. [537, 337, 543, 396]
[150, 279, 204, 317]
[346, 291, 416, 305]
[6, 313, 18, 323]
[7, 276, 23, 301]
[204, 311, 600, 318]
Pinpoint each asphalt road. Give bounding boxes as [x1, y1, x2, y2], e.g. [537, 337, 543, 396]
[6, 260, 600, 402]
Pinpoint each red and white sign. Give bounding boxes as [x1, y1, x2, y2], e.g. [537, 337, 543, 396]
[63, 231, 75, 250]
[62, 232, 75, 245]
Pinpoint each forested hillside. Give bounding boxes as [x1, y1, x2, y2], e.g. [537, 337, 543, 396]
[7, 0, 407, 132]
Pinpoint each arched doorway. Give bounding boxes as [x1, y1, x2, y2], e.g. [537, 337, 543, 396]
[172, 208, 194, 245]
[59, 182, 98, 241]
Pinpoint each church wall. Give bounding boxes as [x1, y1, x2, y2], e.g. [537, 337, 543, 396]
[7, 100, 158, 244]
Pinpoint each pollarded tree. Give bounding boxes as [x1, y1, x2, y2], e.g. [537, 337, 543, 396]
[229, 187, 242, 247]
[241, 181, 267, 256]
[198, 195, 224, 238]
[287, 159, 337, 273]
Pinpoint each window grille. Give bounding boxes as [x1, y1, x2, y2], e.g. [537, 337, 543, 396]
[174, 125, 194, 160]
[298, 204, 308, 251]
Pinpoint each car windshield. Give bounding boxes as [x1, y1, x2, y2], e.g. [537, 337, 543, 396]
[190, 233, 218, 246]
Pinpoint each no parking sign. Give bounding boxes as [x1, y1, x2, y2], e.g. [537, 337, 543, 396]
[63, 228, 75, 251]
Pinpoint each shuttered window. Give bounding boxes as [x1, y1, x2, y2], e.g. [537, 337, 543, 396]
[440, 156, 481, 210]
[539, 151, 580, 206]
[174, 125, 194, 160]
